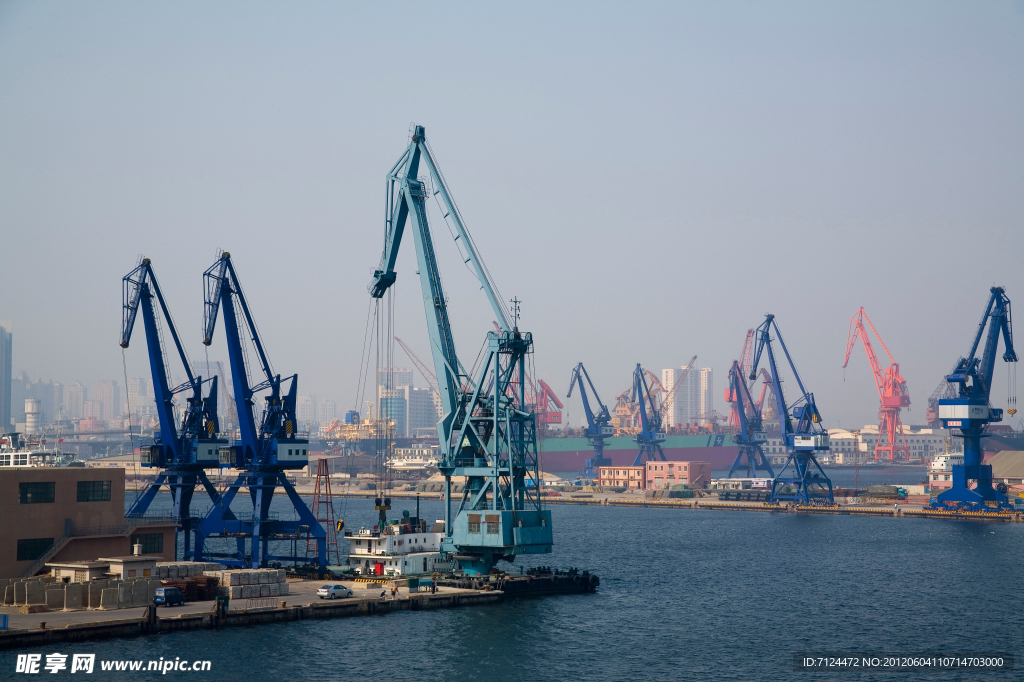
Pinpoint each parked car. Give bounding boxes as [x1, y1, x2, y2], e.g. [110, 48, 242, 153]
[154, 587, 185, 607]
[317, 584, 353, 599]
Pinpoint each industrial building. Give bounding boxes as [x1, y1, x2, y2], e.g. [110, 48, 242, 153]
[0, 465, 176, 579]
[645, 460, 710, 488]
[598, 465, 645, 489]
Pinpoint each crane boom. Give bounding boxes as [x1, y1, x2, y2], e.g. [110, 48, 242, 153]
[631, 364, 667, 465]
[725, 360, 774, 478]
[395, 336, 439, 394]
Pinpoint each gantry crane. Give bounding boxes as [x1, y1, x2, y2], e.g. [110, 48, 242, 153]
[630, 364, 667, 465]
[843, 307, 911, 462]
[725, 360, 775, 479]
[934, 287, 1017, 510]
[195, 252, 326, 568]
[567, 363, 615, 478]
[120, 258, 225, 559]
[369, 125, 551, 575]
[749, 314, 834, 505]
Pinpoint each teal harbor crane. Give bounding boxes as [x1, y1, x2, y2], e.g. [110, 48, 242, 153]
[369, 125, 552, 576]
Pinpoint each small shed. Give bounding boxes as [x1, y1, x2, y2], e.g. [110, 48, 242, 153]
[46, 560, 110, 583]
[99, 555, 158, 579]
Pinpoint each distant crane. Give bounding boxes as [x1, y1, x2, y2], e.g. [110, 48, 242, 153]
[630, 364, 667, 465]
[725, 360, 775, 479]
[925, 376, 958, 428]
[120, 258, 225, 559]
[842, 307, 911, 462]
[749, 314, 834, 505]
[934, 287, 1017, 510]
[727, 332, 755, 428]
[529, 379, 564, 428]
[394, 336, 439, 394]
[567, 363, 615, 478]
[195, 252, 326, 568]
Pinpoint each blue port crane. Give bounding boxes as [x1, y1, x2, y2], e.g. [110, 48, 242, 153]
[368, 125, 551, 576]
[567, 363, 615, 478]
[631, 364, 667, 466]
[748, 314, 834, 505]
[120, 258, 226, 559]
[935, 287, 1017, 510]
[195, 252, 326, 568]
[725, 360, 775, 479]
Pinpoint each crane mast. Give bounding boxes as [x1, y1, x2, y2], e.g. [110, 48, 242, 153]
[934, 287, 1017, 510]
[369, 125, 551, 575]
[194, 252, 326, 568]
[630, 364, 667, 465]
[120, 258, 225, 559]
[749, 314, 834, 505]
[725, 360, 775, 479]
[567, 362, 614, 479]
[842, 307, 911, 462]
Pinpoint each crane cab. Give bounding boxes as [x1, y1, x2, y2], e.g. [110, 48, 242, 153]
[938, 398, 996, 429]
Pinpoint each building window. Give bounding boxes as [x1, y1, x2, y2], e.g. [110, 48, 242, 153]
[17, 537, 54, 561]
[19, 482, 55, 504]
[77, 480, 111, 502]
[486, 515, 499, 534]
[130, 533, 164, 554]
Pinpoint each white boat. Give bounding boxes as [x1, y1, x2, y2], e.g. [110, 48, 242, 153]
[346, 517, 452, 577]
[0, 434, 75, 468]
[386, 446, 440, 472]
[928, 450, 964, 486]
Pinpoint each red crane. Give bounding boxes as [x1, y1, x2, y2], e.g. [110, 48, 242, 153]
[529, 379, 564, 427]
[726, 331, 755, 428]
[843, 307, 911, 462]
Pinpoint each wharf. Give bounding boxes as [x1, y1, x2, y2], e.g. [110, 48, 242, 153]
[543, 495, 1024, 522]
[0, 580, 500, 651]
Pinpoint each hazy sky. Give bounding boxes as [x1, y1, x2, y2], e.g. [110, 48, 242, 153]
[2, 1, 1022, 430]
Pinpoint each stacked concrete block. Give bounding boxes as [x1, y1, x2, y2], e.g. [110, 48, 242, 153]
[45, 588, 65, 610]
[26, 581, 45, 605]
[14, 581, 27, 606]
[117, 581, 132, 608]
[259, 584, 270, 597]
[279, 582, 289, 596]
[64, 583, 84, 610]
[131, 580, 149, 607]
[99, 588, 118, 610]
[89, 581, 108, 609]
[258, 571, 270, 585]
[268, 583, 280, 597]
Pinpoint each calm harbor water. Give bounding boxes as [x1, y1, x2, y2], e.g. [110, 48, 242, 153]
[4, 492, 1022, 681]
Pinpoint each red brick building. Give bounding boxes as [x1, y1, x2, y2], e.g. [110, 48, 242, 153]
[644, 460, 710, 489]
[598, 466, 646, 489]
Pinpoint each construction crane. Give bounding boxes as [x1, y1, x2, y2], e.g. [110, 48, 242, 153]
[727, 332, 756, 428]
[630, 364, 667, 465]
[395, 336, 439, 394]
[567, 363, 614, 478]
[843, 307, 911, 462]
[934, 287, 1017, 511]
[725, 360, 775, 478]
[749, 314, 834, 505]
[368, 125, 551, 575]
[195, 252, 326, 568]
[120, 258, 225, 559]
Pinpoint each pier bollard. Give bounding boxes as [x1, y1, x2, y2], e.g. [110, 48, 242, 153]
[280, 601, 286, 608]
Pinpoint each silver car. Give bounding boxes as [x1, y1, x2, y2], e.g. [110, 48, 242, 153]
[317, 584, 353, 599]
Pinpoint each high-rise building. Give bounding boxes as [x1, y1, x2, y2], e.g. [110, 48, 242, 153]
[379, 389, 408, 437]
[296, 394, 317, 425]
[0, 321, 11, 430]
[83, 400, 105, 420]
[91, 381, 121, 421]
[64, 381, 86, 420]
[11, 373, 63, 425]
[377, 367, 414, 394]
[699, 367, 714, 425]
[408, 387, 439, 435]
[318, 399, 337, 424]
[662, 366, 699, 427]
